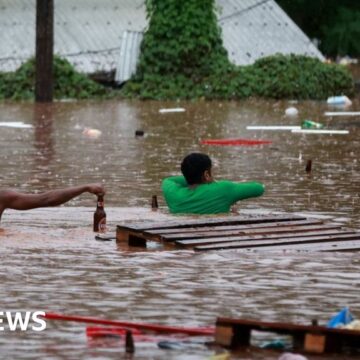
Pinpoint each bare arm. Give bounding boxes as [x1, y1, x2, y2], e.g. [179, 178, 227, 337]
[0, 183, 105, 212]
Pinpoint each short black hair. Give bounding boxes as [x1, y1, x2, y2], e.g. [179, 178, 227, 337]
[181, 153, 212, 185]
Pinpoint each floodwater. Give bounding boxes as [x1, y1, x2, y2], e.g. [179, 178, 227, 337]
[0, 98, 359, 359]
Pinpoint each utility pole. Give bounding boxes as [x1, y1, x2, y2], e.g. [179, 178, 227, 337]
[35, 0, 54, 102]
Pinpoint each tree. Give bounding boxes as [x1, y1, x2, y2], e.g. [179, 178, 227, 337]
[137, 0, 231, 79]
[277, 0, 360, 56]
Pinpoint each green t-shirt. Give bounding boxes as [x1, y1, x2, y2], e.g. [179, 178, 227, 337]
[161, 176, 265, 214]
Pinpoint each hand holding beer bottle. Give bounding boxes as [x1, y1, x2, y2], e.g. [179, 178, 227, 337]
[94, 193, 106, 233]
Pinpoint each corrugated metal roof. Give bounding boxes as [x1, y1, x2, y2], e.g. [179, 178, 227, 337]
[115, 30, 143, 83]
[0, 0, 324, 77]
[217, 0, 324, 65]
[0, 0, 146, 73]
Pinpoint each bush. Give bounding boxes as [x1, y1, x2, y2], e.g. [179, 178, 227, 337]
[123, 0, 354, 100]
[124, 54, 354, 100]
[0, 56, 111, 100]
[248, 54, 354, 99]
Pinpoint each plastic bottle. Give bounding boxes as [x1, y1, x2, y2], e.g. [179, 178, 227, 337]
[301, 120, 324, 129]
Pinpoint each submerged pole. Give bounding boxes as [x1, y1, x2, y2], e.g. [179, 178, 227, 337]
[35, 0, 54, 102]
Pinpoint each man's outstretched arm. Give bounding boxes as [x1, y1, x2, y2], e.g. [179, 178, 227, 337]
[0, 184, 105, 211]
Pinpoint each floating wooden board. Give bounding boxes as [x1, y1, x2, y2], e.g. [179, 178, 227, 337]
[215, 317, 360, 354]
[226, 240, 360, 252]
[116, 214, 360, 251]
[193, 232, 360, 251]
[147, 219, 325, 240]
[177, 228, 351, 248]
[291, 129, 349, 134]
[324, 111, 360, 116]
[143, 219, 315, 236]
[247, 125, 301, 130]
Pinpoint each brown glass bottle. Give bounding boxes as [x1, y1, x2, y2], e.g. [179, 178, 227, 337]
[151, 195, 158, 211]
[93, 194, 106, 233]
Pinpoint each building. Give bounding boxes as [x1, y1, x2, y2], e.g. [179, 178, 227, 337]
[0, 0, 324, 83]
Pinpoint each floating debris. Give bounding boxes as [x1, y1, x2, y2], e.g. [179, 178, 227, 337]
[125, 330, 135, 353]
[82, 128, 102, 138]
[278, 353, 308, 360]
[247, 125, 301, 131]
[159, 108, 186, 113]
[201, 138, 272, 146]
[151, 195, 159, 210]
[327, 96, 352, 106]
[292, 129, 349, 134]
[135, 129, 144, 137]
[302, 120, 324, 129]
[0, 121, 33, 129]
[305, 160, 312, 173]
[327, 307, 354, 328]
[324, 111, 360, 117]
[285, 107, 299, 116]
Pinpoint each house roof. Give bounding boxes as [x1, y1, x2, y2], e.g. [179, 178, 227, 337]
[218, 0, 324, 65]
[0, 0, 323, 77]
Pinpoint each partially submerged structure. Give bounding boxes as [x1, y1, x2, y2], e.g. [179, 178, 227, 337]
[0, 0, 324, 82]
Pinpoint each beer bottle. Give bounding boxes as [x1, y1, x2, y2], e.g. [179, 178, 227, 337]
[94, 194, 106, 233]
[151, 195, 158, 211]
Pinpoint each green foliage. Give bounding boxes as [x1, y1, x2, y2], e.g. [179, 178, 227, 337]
[136, 0, 232, 80]
[248, 54, 354, 99]
[123, 0, 354, 100]
[322, 7, 360, 56]
[0, 56, 111, 100]
[277, 0, 360, 56]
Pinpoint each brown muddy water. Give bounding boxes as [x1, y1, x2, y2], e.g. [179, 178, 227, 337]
[0, 99, 359, 360]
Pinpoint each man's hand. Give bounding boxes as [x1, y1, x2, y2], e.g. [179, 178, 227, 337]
[86, 183, 106, 196]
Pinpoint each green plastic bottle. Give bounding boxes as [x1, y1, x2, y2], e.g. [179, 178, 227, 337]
[302, 120, 324, 129]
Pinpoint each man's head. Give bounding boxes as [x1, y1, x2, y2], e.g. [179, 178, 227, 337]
[181, 153, 213, 185]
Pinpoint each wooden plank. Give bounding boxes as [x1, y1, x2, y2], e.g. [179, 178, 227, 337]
[194, 233, 360, 251]
[216, 317, 360, 336]
[215, 317, 360, 353]
[147, 219, 324, 239]
[162, 221, 335, 241]
[116, 214, 308, 243]
[177, 228, 351, 248]
[229, 240, 360, 252]
[144, 219, 320, 236]
[304, 333, 326, 353]
[116, 214, 306, 232]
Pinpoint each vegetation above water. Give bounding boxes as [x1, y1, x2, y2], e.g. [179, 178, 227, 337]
[0, 56, 111, 100]
[124, 53, 354, 100]
[0, 0, 355, 101]
[277, 0, 360, 57]
[123, 0, 354, 100]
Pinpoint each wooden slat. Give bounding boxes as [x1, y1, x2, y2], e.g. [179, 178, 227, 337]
[176, 227, 350, 248]
[194, 232, 360, 251]
[116, 214, 306, 232]
[162, 221, 331, 241]
[215, 317, 360, 353]
[230, 240, 360, 252]
[145, 219, 323, 239]
[216, 317, 360, 337]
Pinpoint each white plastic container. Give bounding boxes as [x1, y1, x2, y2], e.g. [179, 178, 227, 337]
[327, 96, 352, 106]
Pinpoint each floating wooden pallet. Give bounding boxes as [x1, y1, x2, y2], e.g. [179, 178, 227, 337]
[116, 214, 360, 251]
[215, 317, 360, 354]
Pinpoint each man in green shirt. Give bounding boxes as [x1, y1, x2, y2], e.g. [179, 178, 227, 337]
[162, 153, 264, 214]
